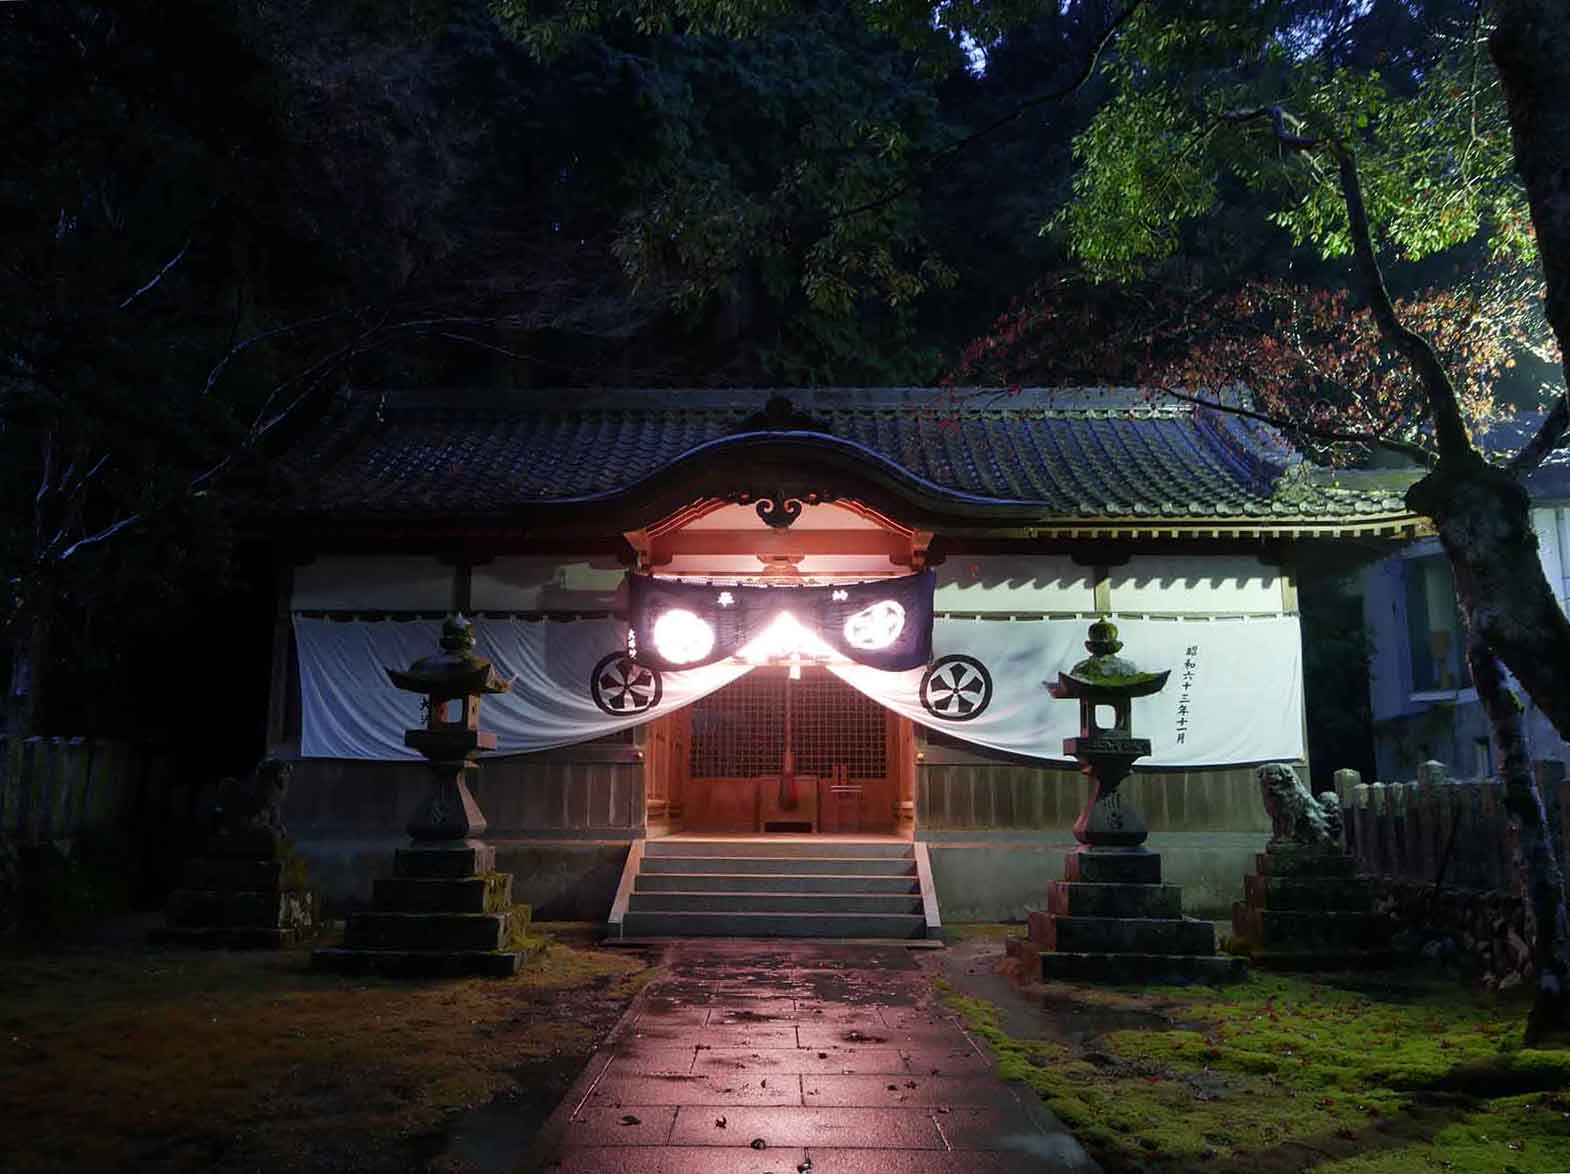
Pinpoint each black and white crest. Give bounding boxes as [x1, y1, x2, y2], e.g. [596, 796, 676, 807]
[590, 653, 663, 716]
[919, 654, 992, 721]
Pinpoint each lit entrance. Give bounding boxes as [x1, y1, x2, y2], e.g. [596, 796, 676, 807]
[642, 666, 914, 837]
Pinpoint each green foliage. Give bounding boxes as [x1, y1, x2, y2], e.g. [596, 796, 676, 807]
[1058, 1, 1533, 280]
[592, 5, 962, 360]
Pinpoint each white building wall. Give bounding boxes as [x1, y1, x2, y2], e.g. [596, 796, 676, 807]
[933, 555, 1095, 612]
[292, 557, 453, 611]
[1107, 555, 1281, 614]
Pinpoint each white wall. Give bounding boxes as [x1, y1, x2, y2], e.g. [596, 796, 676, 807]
[1533, 507, 1570, 605]
[292, 557, 453, 611]
[933, 555, 1095, 612]
[1107, 555, 1281, 614]
[471, 556, 626, 611]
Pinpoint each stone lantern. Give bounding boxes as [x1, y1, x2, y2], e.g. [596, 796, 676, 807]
[1010, 621, 1245, 984]
[1048, 619, 1170, 851]
[313, 615, 530, 977]
[386, 613, 512, 845]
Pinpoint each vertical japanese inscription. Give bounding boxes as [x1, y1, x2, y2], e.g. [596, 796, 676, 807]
[1175, 643, 1199, 745]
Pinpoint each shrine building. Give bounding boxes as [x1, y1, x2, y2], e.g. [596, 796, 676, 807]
[256, 386, 1423, 932]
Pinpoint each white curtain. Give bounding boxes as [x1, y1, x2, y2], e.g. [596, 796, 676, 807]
[294, 617, 751, 759]
[830, 616, 1304, 767]
[296, 614, 1303, 767]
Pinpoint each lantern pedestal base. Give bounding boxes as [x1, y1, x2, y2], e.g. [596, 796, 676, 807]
[1019, 847, 1246, 985]
[151, 842, 317, 949]
[314, 837, 532, 978]
[1230, 845, 1392, 968]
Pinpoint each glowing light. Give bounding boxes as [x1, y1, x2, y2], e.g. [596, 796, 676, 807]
[736, 612, 838, 664]
[842, 600, 906, 650]
[652, 608, 715, 664]
[716, 591, 735, 607]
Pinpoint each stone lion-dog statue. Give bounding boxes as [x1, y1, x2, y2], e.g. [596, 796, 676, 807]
[1257, 762, 1342, 848]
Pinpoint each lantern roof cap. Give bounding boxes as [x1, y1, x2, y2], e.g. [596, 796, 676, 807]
[386, 614, 513, 698]
[1049, 620, 1170, 699]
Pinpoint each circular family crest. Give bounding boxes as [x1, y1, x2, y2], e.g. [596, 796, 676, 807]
[919, 654, 993, 721]
[590, 653, 663, 715]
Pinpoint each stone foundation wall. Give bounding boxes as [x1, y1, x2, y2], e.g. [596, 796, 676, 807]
[917, 753, 1272, 834]
[1372, 879, 1534, 990]
[1333, 760, 1568, 990]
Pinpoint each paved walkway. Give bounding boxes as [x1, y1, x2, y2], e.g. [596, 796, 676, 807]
[528, 940, 1097, 1173]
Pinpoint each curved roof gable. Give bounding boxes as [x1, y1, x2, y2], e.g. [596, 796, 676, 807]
[276, 386, 1421, 534]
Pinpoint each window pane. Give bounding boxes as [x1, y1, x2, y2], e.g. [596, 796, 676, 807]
[1405, 556, 1464, 692]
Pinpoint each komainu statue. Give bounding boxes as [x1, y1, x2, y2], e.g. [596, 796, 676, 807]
[211, 758, 293, 855]
[1257, 762, 1341, 849]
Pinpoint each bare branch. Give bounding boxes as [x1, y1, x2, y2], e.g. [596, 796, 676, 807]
[1146, 384, 1439, 466]
[1329, 143, 1478, 466]
[202, 309, 358, 397]
[118, 235, 193, 310]
[54, 513, 141, 562]
[1217, 105, 1321, 151]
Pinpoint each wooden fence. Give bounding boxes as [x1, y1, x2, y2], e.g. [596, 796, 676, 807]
[0, 736, 177, 843]
[1333, 760, 1570, 890]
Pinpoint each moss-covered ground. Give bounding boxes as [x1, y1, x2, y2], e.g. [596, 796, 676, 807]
[0, 920, 649, 1172]
[936, 933, 1570, 1174]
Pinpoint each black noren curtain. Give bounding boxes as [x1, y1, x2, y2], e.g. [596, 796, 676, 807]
[627, 570, 934, 672]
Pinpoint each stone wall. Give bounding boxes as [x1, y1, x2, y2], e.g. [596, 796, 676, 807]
[1334, 760, 1568, 988]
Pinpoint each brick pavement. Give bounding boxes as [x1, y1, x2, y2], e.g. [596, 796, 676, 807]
[526, 940, 1098, 1173]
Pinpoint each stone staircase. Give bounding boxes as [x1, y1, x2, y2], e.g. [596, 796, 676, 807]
[609, 838, 941, 940]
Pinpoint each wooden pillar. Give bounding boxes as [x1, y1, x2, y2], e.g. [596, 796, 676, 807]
[265, 562, 296, 755]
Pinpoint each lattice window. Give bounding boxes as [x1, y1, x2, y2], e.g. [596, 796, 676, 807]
[789, 673, 886, 779]
[689, 672, 786, 778]
[688, 670, 886, 780]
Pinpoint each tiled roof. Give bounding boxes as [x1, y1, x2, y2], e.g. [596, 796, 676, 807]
[275, 386, 1418, 524]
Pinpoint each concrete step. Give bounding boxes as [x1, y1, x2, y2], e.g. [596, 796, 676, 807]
[635, 872, 920, 895]
[628, 891, 924, 915]
[620, 910, 926, 939]
[645, 839, 912, 859]
[641, 854, 916, 876]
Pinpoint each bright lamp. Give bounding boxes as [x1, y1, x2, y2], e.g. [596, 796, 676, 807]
[652, 608, 715, 664]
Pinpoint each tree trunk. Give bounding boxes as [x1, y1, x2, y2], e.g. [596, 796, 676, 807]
[1490, 0, 1570, 402]
[3, 609, 50, 739]
[1463, 620, 1570, 1041]
[1406, 463, 1570, 745]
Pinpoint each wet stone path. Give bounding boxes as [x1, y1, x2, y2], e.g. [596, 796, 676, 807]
[529, 940, 1097, 1173]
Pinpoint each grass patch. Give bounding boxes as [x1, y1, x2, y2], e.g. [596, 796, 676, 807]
[943, 922, 1028, 941]
[939, 970, 1570, 1173]
[0, 933, 649, 1172]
